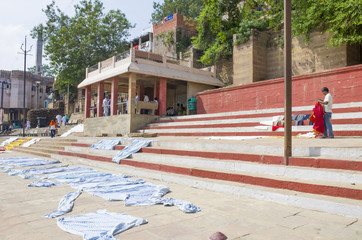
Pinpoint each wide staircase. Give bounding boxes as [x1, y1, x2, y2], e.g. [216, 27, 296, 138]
[139, 102, 362, 137]
[13, 135, 362, 219]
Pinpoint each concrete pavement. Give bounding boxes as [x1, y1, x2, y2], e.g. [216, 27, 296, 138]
[1, 151, 361, 240]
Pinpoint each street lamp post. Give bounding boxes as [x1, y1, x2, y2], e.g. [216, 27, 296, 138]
[0, 80, 9, 126]
[36, 81, 41, 109]
[19, 36, 32, 137]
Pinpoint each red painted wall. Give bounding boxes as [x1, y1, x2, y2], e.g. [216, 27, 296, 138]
[197, 65, 362, 114]
[153, 13, 196, 36]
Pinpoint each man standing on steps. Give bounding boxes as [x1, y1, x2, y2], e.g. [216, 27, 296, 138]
[318, 87, 334, 138]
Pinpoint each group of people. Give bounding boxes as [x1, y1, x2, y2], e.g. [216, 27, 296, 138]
[56, 114, 69, 127]
[166, 103, 186, 116]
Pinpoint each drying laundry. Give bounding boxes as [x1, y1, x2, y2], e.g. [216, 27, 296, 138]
[57, 209, 147, 240]
[0, 137, 18, 147]
[90, 138, 122, 150]
[0, 157, 60, 167]
[112, 139, 151, 163]
[22, 138, 40, 147]
[44, 190, 82, 218]
[44, 169, 101, 182]
[28, 180, 60, 188]
[5, 164, 69, 176]
[310, 102, 325, 136]
[124, 186, 201, 213]
[60, 124, 84, 137]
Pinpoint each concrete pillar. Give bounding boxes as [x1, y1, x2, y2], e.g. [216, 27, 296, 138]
[128, 73, 137, 114]
[154, 80, 159, 100]
[97, 81, 104, 117]
[159, 77, 167, 116]
[85, 86, 91, 118]
[139, 84, 144, 101]
[111, 78, 118, 116]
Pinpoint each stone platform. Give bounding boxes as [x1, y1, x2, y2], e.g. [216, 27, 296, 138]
[1, 151, 362, 240]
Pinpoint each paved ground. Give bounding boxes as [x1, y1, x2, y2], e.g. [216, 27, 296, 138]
[1, 151, 362, 240]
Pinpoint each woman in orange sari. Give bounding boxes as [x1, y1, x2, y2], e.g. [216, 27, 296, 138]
[49, 120, 56, 138]
[309, 102, 325, 137]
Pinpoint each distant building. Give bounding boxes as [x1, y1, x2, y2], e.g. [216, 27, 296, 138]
[0, 70, 54, 124]
[152, 13, 197, 58]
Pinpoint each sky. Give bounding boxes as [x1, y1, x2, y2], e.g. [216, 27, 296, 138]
[0, 0, 163, 71]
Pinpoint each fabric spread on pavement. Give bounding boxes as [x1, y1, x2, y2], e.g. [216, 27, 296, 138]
[5, 164, 69, 176]
[2, 157, 200, 216]
[57, 209, 147, 240]
[44, 190, 82, 218]
[90, 138, 122, 150]
[0, 137, 18, 147]
[28, 180, 60, 188]
[22, 138, 40, 147]
[0, 157, 60, 167]
[112, 139, 151, 163]
[60, 124, 84, 137]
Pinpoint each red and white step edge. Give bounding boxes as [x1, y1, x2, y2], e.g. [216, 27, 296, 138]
[51, 153, 362, 219]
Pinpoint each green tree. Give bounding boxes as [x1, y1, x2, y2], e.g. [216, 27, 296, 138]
[151, 0, 204, 23]
[27, 64, 54, 78]
[265, 0, 362, 46]
[31, 0, 133, 97]
[193, 0, 267, 65]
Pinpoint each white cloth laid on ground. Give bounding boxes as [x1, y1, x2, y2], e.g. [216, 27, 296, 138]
[0, 157, 60, 167]
[90, 139, 122, 150]
[2, 157, 201, 215]
[258, 116, 284, 130]
[0, 137, 18, 147]
[297, 132, 316, 138]
[124, 186, 201, 213]
[44, 190, 82, 218]
[22, 138, 40, 147]
[60, 124, 84, 137]
[5, 164, 69, 176]
[44, 169, 100, 181]
[57, 209, 147, 240]
[112, 139, 151, 163]
[28, 180, 60, 188]
[202, 136, 265, 140]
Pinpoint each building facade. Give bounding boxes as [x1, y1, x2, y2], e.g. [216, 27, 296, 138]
[0, 70, 54, 124]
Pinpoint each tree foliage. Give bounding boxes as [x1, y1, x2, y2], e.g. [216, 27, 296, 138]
[151, 0, 204, 23]
[28, 64, 54, 78]
[291, 0, 362, 46]
[193, 0, 361, 65]
[193, 0, 268, 65]
[31, 0, 133, 96]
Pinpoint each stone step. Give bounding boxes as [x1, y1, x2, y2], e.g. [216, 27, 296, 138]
[148, 112, 362, 128]
[157, 102, 362, 123]
[14, 147, 52, 158]
[60, 144, 362, 183]
[42, 144, 362, 201]
[140, 124, 362, 134]
[50, 152, 362, 219]
[20, 146, 62, 154]
[63, 143, 362, 172]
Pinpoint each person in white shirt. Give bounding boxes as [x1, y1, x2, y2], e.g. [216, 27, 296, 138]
[56, 114, 62, 127]
[144, 94, 149, 102]
[103, 96, 109, 116]
[318, 87, 334, 138]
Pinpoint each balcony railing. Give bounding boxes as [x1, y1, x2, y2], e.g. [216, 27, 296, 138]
[86, 49, 215, 78]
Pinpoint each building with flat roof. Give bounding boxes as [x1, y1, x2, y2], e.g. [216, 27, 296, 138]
[0, 70, 53, 125]
[77, 48, 222, 137]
